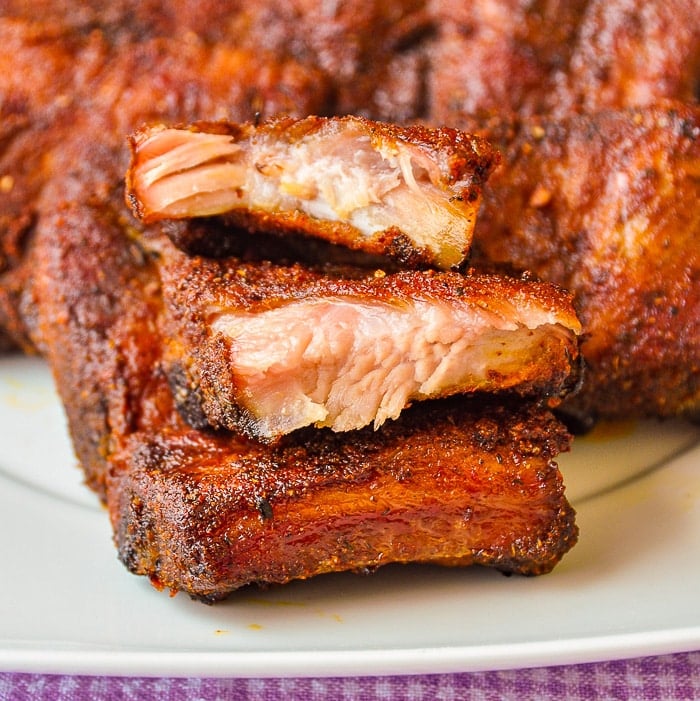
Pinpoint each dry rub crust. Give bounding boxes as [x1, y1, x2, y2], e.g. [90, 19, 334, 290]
[29, 199, 167, 498]
[112, 394, 577, 602]
[456, 101, 700, 423]
[29, 193, 577, 600]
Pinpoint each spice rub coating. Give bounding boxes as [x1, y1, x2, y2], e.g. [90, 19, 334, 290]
[113, 394, 577, 602]
[459, 102, 700, 423]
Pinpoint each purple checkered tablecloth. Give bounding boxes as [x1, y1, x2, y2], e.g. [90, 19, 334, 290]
[2, 652, 699, 700]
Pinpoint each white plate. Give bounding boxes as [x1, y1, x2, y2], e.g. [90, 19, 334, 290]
[0, 355, 699, 678]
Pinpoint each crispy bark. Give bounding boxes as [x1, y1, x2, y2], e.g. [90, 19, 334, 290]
[457, 102, 700, 422]
[112, 395, 577, 602]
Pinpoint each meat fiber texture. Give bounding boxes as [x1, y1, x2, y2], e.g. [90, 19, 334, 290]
[123, 112, 582, 441]
[157, 240, 581, 441]
[126, 116, 498, 270]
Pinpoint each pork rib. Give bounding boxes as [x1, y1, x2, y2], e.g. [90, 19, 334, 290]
[29, 193, 577, 601]
[113, 394, 577, 602]
[458, 101, 700, 424]
[126, 116, 498, 269]
[159, 242, 581, 440]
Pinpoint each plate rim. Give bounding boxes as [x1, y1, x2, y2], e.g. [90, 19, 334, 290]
[3, 625, 700, 678]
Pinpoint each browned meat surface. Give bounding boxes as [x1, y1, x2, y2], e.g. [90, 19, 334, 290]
[127, 117, 497, 269]
[27, 199, 164, 497]
[226, 1, 432, 122]
[458, 102, 700, 423]
[113, 396, 577, 602]
[556, 0, 700, 114]
[28, 190, 577, 600]
[427, 0, 589, 120]
[0, 0, 433, 349]
[0, 13, 85, 351]
[0, 3, 333, 351]
[428, 0, 700, 122]
[157, 241, 581, 440]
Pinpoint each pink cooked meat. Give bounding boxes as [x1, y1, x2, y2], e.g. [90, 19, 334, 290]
[126, 116, 498, 269]
[158, 242, 582, 441]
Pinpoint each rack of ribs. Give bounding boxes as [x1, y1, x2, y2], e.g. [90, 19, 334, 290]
[5, 0, 697, 602]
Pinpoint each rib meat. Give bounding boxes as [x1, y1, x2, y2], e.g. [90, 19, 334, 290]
[28, 192, 577, 601]
[126, 117, 498, 269]
[157, 241, 581, 440]
[113, 395, 577, 602]
[428, 0, 700, 121]
[457, 102, 700, 423]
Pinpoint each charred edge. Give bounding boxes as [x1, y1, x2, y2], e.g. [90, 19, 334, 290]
[561, 347, 586, 400]
[380, 228, 434, 269]
[536, 342, 586, 408]
[167, 358, 282, 444]
[116, 495, 157, 577]
[170, 217, 401, 270]
[166, 361, 213, 431]
[554, 354, 598, 435]
[255, 495, 274, 521]
[488, 502, 578, 576]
